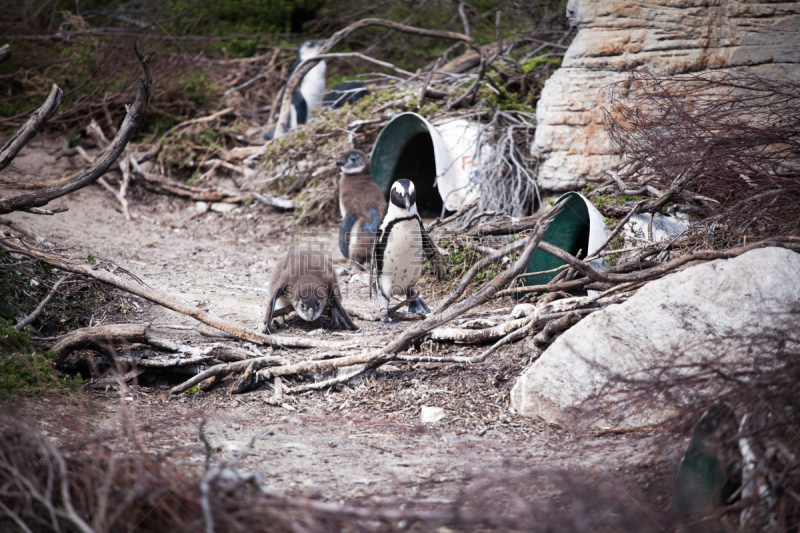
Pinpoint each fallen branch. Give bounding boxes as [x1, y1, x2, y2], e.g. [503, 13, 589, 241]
[464, 213, 541, 237]
[584, 200, 645, 261]
[0, 84, 63, 173]
[252, 192, 294, 210]
[538, 237, 800, 284]
[0, 43, 152, 215]
[130, 158, 249, 203]
[169, 355, 288, 394]
[314, 52, 413, 78]
[427, 198, 478, 231]
[428, 309, 589, 344]
[284, 362, 381, 393]
[533, 312, 585, 348]
[52, 323, 148, 365]
[12, 274, 75, 330]
[250, 203, 562, 388]
[1, 240, 359, 350]
[434, 238, 527, 313]
[137, 107, 234, 164]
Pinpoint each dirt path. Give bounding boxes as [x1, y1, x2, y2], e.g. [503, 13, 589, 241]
[3, 139, 678, 510]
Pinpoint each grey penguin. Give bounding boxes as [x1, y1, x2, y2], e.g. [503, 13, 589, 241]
[336, 149, 386, 269]
[371, 179, 445, 327]
[263, 249, 356, 332]
[264, 40, 327, 139]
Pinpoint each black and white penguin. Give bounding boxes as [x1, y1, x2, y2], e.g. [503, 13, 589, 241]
[337, 149, 386, 268]
[264, 40, 327, 139]
[372, 179, 445, 327]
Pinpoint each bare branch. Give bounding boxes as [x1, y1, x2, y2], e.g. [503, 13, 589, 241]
[538, 237, 800, 284]
[0, 44, 152, 215]
[13, 274, 75, 330]
[1, 240, 360, 351]
[434, 238, 527, 313]
[315, 52, 414, 78]
[169, 355, 288, 394]
[274, 18, 477, 137]
[0, 84, 63, 173]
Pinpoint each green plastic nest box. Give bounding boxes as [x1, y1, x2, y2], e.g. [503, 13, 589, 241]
[522, 192, 610, 288]
[370, 113, 485, 216]
[670, 403, 741, 517]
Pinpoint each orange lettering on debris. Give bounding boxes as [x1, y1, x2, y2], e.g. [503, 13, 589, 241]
[461, 156, 479, 170]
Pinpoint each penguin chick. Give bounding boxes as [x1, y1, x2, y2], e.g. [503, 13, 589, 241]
[371, 179, 445, 328]
[263, 249, 357, 333]
[337, 149, 386, 269]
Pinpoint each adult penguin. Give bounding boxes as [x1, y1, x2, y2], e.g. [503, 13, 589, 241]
[264, 40, 326, 139]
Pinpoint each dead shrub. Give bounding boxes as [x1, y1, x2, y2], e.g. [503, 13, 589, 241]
[603, 69, 800, 246]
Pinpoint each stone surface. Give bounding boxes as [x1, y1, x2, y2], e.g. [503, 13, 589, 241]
[510, 247, 800, 428]
[533, 0, 800, 191]
[420, 406, 446, 424]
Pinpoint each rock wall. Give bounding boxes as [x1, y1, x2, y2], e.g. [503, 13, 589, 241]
[532, 0, 800, 191]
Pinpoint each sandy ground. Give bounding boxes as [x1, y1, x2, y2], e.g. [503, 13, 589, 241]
[2, 138, 681, 515]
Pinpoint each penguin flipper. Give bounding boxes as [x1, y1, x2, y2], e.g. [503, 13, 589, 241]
[265, 287, 285, 334]
[329, 292, 358, 331]
[361, 206, 381, 237]
[339, 212, 358, 259]
[418, 219, 445, 281]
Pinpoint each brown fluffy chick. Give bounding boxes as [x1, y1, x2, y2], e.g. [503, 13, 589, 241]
[336, 149, 386, 268]
[262, 249, 356, 333]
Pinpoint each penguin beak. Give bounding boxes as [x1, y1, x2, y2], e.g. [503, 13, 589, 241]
[335, 158, 345, 167]
[403, 195, 411, 210]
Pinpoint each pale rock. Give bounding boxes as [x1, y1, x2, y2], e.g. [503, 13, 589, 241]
[533, 0, 800, 190]
[194, 201, 209, 214]
[511, 247, 800, 428]
[211, 202, 236, 213]
[420, 406, 446, 424]
[510, 303, 536, 319]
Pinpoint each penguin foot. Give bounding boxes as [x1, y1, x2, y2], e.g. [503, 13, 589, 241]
[407, 297, 431, 317]
[327, 308, 357, 331]
[380, 309, 399, 329]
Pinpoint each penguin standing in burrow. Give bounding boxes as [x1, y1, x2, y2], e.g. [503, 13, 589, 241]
[336, 149, 386, 269]
[371, 179, 445, 327]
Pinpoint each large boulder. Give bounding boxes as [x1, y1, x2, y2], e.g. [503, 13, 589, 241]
[533, 0, 800, 191]
[510, 247, 800, 428]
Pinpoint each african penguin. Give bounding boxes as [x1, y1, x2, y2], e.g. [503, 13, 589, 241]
[264, 40, 327, 139]
[337, 149, 386, 269]
[372, 179, 445, 328]
[262, 249, 356, 333]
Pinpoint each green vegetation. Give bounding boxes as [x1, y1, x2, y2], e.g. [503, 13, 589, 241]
[0, 320, 82, 396]
[522, 56, 562, 74]
[439, 237, 507, 287]
[601, 217, 626, 266]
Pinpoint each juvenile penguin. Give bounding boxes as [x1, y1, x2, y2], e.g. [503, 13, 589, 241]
[263, 249, 356, 332]
[336, 150, 386, 268]
[372, 179, 445, 327]
[264, 40, 327, 139]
